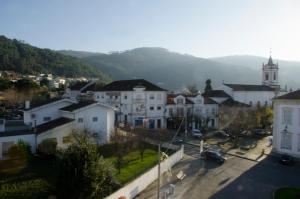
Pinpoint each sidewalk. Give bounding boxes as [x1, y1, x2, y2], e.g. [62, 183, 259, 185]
[135, 155, 202, 199]
[187, 136, 273, 162]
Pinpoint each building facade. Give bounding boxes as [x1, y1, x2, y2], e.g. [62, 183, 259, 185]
[86, 79, 168, 129]
[218, 56, 283, 107]
[273, 90, 300, 158]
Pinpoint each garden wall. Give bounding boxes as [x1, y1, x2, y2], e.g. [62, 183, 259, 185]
[106, 145, 184, 199]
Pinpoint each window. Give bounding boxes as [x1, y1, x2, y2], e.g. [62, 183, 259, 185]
[93, 117, 98, 122]
[265, 73, 269, 80]
[150, 106, 154, 111]
[31, 114, 36, 119]
[281, 132, 292, 150]
[274, 73, 276, 81]
[157, 106, 162, 110]
[43, 117, 51, 122]
[115, 96, 118, 99]
[124, 95, 127, 99]
[264, 101, 268, 107]
[78, 118, 83, 123]
[282, 108, 292, 125]
[169, 108, 173, 116]
[157, 93, 162, 100]
[149, 94, 155, 100]
[97, 95, 99, 99]
[177, 98, 184, 104]
[101, 94, 104, 99]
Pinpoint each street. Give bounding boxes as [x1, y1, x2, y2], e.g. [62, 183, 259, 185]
[136, 142, 300, 199]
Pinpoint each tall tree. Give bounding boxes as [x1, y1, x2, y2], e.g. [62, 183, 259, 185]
[204, 79, 212, 92]
[56, 131, 119, 199]
[186, 84, 199, 94]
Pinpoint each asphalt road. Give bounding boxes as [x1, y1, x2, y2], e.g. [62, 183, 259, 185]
[170, 144, 300, 199]
[136, 143, 300, 199]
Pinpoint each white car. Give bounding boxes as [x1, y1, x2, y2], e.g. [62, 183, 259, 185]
[192, 129, 203, 138]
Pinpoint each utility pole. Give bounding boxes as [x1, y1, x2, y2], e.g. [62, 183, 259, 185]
[185, 108, 188, 142]
[157, 143, 161, 199]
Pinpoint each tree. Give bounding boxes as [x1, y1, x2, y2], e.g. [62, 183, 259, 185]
[56, 131, 119, 199]
[40, 78, 50, 87]
[186, 84, 199, 94]
[0, 78, 13, 90]
[14, 78, 39, 90]
[38, 138, 57, 156]
[204, 79, 212, 92]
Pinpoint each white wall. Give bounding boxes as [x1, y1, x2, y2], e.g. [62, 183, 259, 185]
[23, 100, 74, 127]
[0, 134, 36, 159]
[94, 91, 167, 129]
[37, 122, 74, 149]
[232, 91, 275, 106]
[61, 105, 114, 143]
[106, 146, 184, 199]
[273, 100, 300, 157]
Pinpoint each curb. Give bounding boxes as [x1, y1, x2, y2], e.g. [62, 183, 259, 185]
[184, 141, 259, 162]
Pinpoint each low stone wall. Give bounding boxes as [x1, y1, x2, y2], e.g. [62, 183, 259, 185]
[106, 145, 184, 199]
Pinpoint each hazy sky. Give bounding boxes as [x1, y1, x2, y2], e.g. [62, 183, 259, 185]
[1, 0, 300, 60]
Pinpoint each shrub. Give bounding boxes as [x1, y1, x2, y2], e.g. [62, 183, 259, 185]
[38, 139, 57, 156]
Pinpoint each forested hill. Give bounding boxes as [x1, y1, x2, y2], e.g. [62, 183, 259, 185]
[0, 35, 110, 81]
[60, 47, 259, 90]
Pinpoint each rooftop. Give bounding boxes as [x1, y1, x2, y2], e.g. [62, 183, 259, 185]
[224, 84, 276, 91]
[91, 79, 167, 92]
[275, 90, 300, 100]
[202, 90, 231, 98]
[24, 98, 63, 111]
[69, 81, 91, 90]
[36, 117, 74, 134]
[60, 100, 97, 112]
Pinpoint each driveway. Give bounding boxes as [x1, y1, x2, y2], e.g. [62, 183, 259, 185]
[136, 143, 300, 199]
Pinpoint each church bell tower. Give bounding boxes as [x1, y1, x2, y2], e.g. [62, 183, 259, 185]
[262, 55, 279, 89]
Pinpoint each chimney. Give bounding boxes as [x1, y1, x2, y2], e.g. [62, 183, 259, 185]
[25, 100, 30, 109]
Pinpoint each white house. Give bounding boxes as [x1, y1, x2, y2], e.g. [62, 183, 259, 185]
[64, 81, 94, 100]
[166, 93, 219, 129]
[0, 99, 115, 159]
[272, 90, 300, 158]
[85, 79, 168, 129]
[218, 56, 285, 107]
[60, 101, 115, 143]
[23, 98, 75, 127]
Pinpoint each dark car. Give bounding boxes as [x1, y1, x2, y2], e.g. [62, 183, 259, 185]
[202, 150, 225, 164]
[214, 131, 230, 138]
[279, 154, 294, 166]
[252, 129, 267, 137]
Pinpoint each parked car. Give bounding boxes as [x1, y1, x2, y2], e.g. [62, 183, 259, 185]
[252, 129, 267, 137]
[191, 129, 203, 138]
[202, 150, 225, 164]
[214, 131, 230, 138]
[279, 154, 294, 166]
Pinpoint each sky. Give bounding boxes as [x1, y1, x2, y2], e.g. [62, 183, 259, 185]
[1, 0, 300, 61]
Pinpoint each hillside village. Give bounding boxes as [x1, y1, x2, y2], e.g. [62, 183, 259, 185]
[1, 54, 300, 198]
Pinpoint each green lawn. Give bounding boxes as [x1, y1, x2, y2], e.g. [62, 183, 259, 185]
[0, 148, 160, 198]
[274, 188, 300, 199]
[0, 156, 57, 199]
[108, 149, 158, 184]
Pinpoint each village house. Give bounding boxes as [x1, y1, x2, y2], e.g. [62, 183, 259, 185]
[272, 90, 300, 158]
[0, 98, 115, 159]
[83, 79, 168, 129]
[166, 93, 219, 129]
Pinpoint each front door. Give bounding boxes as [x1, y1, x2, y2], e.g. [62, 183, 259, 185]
[157, 119, 161, 129]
